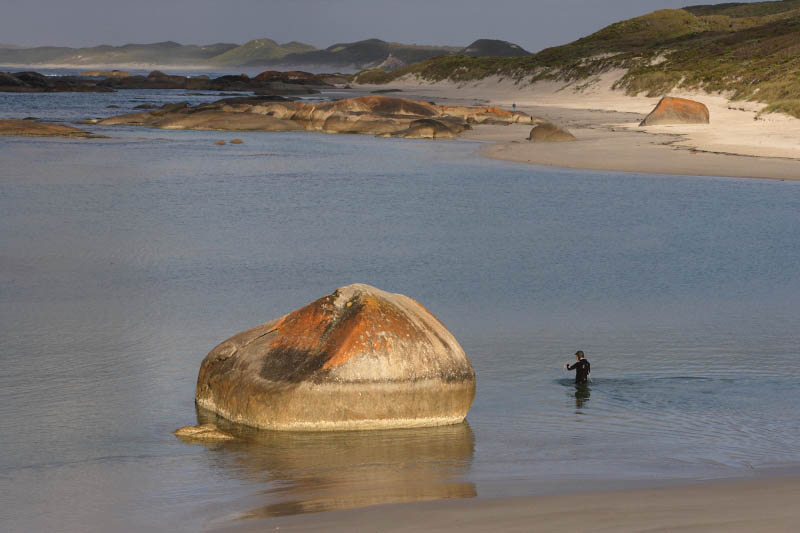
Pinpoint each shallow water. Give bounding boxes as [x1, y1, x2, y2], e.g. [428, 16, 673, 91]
[1, 90, 799, 531]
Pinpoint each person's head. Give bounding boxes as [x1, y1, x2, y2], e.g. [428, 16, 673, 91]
[575, 350, 585, 360]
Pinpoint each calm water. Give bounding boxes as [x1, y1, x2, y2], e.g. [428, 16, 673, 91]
[1, 90, 800, 532]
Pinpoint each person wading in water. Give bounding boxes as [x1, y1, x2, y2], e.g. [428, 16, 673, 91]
[565, 351, 590, 385]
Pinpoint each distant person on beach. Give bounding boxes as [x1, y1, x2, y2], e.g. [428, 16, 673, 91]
[565, 351, 590, 384]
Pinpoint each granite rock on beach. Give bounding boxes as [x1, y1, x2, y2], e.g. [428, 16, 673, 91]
[640, 96, 710, 126]
[386, 118, 463, 139]
[195, 284, 476, 431]
[97, 94, 535, 139]
[527, 121, 576, 142]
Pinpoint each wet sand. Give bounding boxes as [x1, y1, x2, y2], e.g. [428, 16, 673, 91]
[356, 73, 800, 180]
[468, 118, 800, 180]
[220, 475, 800, 532]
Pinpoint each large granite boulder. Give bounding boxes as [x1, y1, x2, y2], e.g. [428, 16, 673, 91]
[527, 121, 576, 142]
[640, 96, 710, 126]
[195, 284, 476, 431]
[441, 105, 535, 125]
[389, 118, 465, 139]
[326, 95, 440, 117]
[321, 113, 413, 135]
[153, 111, 303, 131]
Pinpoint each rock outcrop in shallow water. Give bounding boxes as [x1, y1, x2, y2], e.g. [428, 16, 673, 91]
[97, 94, 534, 139]
[195, 284, 476, 431]
[0, 118, 105, 138]
[173, 424, 234, 441]
[0, 71, 114, 93]
[640, 96, 710, 126]
[0, 69, 343, 94]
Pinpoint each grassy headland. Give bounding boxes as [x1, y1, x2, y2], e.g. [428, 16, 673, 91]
[355, 1, 800, 118]
[208, 39, 316, 66]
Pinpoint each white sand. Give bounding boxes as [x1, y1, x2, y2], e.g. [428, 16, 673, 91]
[356, 72, 800, 179]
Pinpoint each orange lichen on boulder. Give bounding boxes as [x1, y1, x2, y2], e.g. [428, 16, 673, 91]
[640, 96, 710, 126]
[195, 284, 476, 431]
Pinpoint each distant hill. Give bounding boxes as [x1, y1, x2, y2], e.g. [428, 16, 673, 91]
[269, 39, 460, 70]
[683, 0, 800, 17]
[356, 1, 800, 118]
[0, 41, 238, 65]
[459, 39, 530, 57]
[209, 39, 316, 66]
[0, 38, 460, 70]
[0, 36, 533, 71]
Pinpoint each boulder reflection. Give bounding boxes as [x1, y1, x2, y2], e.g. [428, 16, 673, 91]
[195, 407, 476, 518]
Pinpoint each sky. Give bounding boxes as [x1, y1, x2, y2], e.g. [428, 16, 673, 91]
[1, 0, 762, 52]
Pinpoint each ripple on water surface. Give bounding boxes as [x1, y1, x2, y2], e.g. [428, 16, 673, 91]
[1, 91, 800, 530]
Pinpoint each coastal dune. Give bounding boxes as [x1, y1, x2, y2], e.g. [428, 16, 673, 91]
[359, 72, 800, 180]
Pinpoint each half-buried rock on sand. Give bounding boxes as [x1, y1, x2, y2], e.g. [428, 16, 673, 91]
[195, 284, 476, 431]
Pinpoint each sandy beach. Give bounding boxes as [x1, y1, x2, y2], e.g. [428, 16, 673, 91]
[356, 73, 800, 180]
[220, 474, 800, 532]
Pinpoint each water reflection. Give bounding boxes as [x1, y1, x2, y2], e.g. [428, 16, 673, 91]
[192, 407, 476, 518]
[556, 378, 592, 410]
[574, 384, 591, 409]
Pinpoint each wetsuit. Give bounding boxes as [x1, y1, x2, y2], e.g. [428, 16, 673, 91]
[568, 359, 590, 384]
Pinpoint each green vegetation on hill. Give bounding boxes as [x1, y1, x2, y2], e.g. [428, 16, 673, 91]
[0, 41, 238, 65]
[460, 39, 530, 57]
[275, 39, 459, 68]
[209, 39, 316, 66]
[0, 37, 530, 71]
[684, 0, 800, 17]
[356, 1, 800, 118]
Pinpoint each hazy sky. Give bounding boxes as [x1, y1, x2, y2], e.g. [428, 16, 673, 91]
[2, 0, 760, 51]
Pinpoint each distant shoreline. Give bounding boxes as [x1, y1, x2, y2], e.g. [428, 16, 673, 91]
[0, 63, 252, 72]
[357, 74, 800, 181]
[0, 63, 361, 75]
